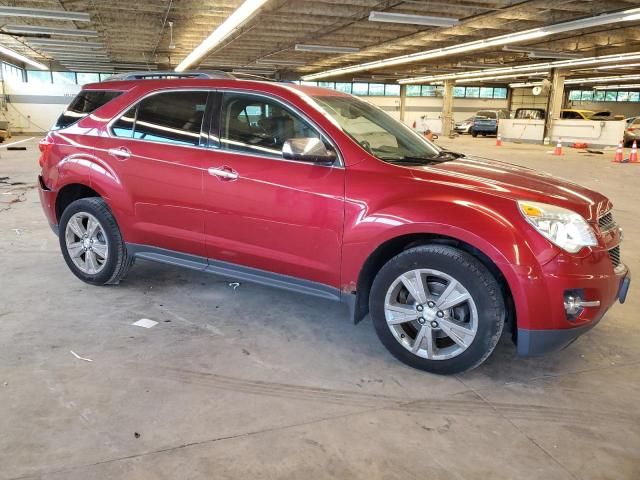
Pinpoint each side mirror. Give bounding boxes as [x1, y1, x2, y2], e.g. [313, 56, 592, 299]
[282, 138, 337, 164]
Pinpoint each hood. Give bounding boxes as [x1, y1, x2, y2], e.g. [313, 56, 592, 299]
[412, 155, 610, 222]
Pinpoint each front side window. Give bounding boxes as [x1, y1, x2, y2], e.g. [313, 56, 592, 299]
[311, 95, 441, 164]
[219, 93, 321, 158]
[111, 91, 208, 146]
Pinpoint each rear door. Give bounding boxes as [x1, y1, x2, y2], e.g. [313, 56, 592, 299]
[93, 90, 209, 257]
[201, 91, 345, 287]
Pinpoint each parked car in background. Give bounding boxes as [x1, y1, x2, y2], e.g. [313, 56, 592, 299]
[560, 109, 612, 120]
[37, 74, 630, 374]
[470, 110, 509, 137]
[454, 117, 474, 134]
[514, 108, 545, 120]
[624, 116, 640, 146]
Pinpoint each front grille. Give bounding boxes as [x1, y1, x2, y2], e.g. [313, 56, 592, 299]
[608, 246, 621, 268]
[598, 211, 615, 231]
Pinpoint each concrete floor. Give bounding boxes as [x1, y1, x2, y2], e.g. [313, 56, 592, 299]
[1, 135, 639, 480]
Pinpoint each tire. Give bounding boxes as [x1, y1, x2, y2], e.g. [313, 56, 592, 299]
[471, 131, 477, 137]
[370, 245, 505, 375]
[58, 197, 132, 286]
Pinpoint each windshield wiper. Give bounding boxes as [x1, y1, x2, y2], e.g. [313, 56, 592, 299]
[434, 150, 465, 159]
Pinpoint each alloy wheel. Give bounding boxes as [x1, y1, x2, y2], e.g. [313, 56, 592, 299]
[64, 212, 109, 275]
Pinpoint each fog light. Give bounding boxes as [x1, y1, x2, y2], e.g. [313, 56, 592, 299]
[564, 290, 600, 318]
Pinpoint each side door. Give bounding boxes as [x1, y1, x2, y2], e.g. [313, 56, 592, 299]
[93, 90, 210, 258]
[202, 91, 345, 288]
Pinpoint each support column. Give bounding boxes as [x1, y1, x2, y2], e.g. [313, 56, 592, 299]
[441, 80, 454, 137]
[544, 68, 565, 141]
[399, 84, 407, 124]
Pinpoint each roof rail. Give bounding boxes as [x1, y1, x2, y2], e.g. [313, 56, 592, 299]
[108, 70, 235, 81]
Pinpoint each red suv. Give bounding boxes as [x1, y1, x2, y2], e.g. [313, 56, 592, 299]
[38, 72, 630, 374]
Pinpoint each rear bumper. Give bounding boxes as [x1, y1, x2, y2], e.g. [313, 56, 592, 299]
[37, 175, 58, 235]
[517, 267, 630, 356]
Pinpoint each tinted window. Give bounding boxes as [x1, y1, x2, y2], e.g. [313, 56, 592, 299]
[133, 91, 208, 146]
[220, 93, 321, 158]
[111, 106, 137, 138]
[476, 111, 497, 119]
[55, 90, 122, 129]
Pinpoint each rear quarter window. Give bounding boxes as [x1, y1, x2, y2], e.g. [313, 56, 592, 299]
[53, 90, 122, 130]
[476, 111, 497, 119]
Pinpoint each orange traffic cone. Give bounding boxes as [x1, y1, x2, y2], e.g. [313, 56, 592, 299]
[553, 138, 563, 156]
[613, 141, 624, 163]
[630, 141, 638, 163]
[496, 134, 502, 147]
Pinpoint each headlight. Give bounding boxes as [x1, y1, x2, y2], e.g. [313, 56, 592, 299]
[518, 200, 597, 253]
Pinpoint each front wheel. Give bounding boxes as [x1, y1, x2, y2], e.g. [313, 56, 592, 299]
[471, 130, 478, 137]
[370, 245, 505, 374]
[59, 197, 132, 285]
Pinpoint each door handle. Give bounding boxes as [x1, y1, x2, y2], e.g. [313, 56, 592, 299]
[208, 166, 239, 180]
[108, 147, 131, 160]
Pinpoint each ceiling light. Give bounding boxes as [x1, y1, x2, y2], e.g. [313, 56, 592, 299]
[509, 82, 543, 88]
[0, 44, 48, 70]
[0, 6, 90, 22]
[175, 0, 271, 72]
[593, 84, 640, 90]
[368, 11, 458, 27]
[302, 6, 640, 81]
[2, 25, 98, 37]
[502, 46, 582, 59]
[565, 74, 640, 85]
[168, 21, 176, 50]
[457, 62, 504, 68]
[295, 44, 360, 54]
[455, 71, 549, 83]
[28, 39, 103, 47]
[399, 51, 640, 83]
[256, 58, 305, 66]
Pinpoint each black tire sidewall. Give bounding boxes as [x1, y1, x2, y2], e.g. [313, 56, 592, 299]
[370, 245, 505, 375]
[58, 198, 123, 285]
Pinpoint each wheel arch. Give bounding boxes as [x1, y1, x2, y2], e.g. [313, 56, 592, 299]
[55, 183, 101, 222]
[353, 233, 517, 337]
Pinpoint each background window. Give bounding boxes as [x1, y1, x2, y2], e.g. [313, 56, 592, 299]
[334, 83, 352, 94]
[568, 90, 582, 101]
[406, 85, 421, 96]
[453, 86, 466, 98]
[465, 87, 479, 98]
[76, 73, 101, 85]
[581, 91, 594, 101]
[317, 81, 335, 89]
[617, 91, 630, 102]
[52, 72, 77, 85]
[220, 93, 321, 158]
[384, 84, 400, 96]
[27, 70, 52, 84]
[352, 83, 369, 96]
[493, 87, 507, 99]
[480, 87, 494, 98]
[629, 92, 640, 102]
[421, 85, 436, 96]
[593, 90, 606, 101]
[132, 91, 208, 146]
[368, 83, 385, 96]
[605, 91, 617, 102]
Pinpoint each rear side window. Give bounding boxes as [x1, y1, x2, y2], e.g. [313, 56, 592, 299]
[475, 111, 497, 119]
[54, 90, 122, 130]
[111, 91, 208, 146]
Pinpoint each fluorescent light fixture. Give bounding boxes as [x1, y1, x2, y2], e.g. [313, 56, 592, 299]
[457, 62, 504, 68]
[502, 46, 582, 59]
[399, 51, 640, 84]
[295, 44, 360, 54]
[455, 71, 549, 83]
[0, 6, 90, 22]
[52, 55, 110, 60]
[368, 11, 458, 27]
[255, 58, 305, 66]
[175, 0, 270, 72]
[565, 74, 640, 85]
[593, 84, 640, 90]
[303, 6, 640, 81]
[28, 39, 103, 47]
[0, 44, 48, 70]
[509, 82, 543, 88]
[2, 25, 98, 37]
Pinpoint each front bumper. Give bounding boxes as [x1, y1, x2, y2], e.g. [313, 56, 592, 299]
[517, 264, 630, 356]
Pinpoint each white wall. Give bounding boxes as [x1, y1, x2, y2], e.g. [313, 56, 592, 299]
[2, 79, 79, 133]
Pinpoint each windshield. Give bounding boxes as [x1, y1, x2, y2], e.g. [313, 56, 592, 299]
[475, 111, 497, 119]
[311, 95, 442, 163]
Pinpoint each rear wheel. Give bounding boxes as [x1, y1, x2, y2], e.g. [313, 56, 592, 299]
[370, 245, 505, 374]
[59, 197, 132, 285]
[471, 130, 478, 137]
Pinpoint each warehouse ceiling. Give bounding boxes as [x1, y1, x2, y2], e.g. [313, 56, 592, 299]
[2, 0, 640, 83]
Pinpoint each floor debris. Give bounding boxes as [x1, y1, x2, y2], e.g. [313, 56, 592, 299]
[70, 350, 93, 362]
[132, 318, 158, 329]
[228, 282, 241, 290]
